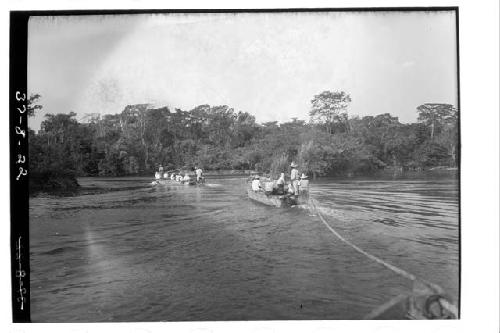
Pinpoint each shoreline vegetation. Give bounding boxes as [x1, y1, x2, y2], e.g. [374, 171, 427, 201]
[27, 91, 458, 193]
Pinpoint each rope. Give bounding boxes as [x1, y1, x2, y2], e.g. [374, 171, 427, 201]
[309, 198, 417, 281]
[363, 294, 410, 319]
[308, 198, 459, 318]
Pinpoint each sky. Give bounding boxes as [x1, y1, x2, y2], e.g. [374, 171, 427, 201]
[28, 11, 457, 130]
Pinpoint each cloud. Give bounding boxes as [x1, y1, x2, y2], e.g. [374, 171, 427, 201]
[28, 12, 458, 129]
[402, 60, 416, 68]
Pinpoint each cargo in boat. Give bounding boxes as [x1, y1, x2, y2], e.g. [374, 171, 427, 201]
[246, 188, 308, 208]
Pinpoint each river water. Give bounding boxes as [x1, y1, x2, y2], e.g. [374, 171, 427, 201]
[29, 174, 459, 322]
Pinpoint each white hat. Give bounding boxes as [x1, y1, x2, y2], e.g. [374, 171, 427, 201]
[300, 173, 308, 179]
[290, 162, 298, 168]
[254, 175, 260, 179]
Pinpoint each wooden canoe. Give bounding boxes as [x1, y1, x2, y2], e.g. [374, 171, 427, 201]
[247, 188, 308, 208]
[153, 179, 200, 186]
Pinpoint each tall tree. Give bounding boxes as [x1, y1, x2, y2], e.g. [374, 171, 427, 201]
[27, 94, 43, 118]
[310, 90, 352, 134]
[417, 103, 457, 140]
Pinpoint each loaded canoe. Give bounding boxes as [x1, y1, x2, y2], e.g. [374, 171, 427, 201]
[247, 188, 308, 208]
[152, 179, 201, 186]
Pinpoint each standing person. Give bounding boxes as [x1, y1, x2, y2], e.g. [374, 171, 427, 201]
[195, 165, 204, 183]
[159, 165, 164, 174]
[290, 162, 299, 195]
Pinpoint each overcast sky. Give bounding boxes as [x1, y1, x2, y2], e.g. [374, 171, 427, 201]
[28, 11, 457, 130]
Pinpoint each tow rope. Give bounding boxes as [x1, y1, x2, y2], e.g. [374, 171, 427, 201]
[307, 198, 458, 319]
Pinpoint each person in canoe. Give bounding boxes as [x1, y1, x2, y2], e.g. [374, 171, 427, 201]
[290, 162, 299, 195]
[195, 165, 204, 183]
[182, 172, 192, 184]
[275, 173, 286, 195]
[263, 179, 274, 194]
[251, 175, 261, 191]
[299, 173, 309, 194]
[158, 164, 164, 174]
[170, 173, 176, 181]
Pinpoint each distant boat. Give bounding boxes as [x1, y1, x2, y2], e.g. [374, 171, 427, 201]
[152, 179, 201, 186]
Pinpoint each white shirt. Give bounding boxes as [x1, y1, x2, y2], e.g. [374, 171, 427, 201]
[291, 168, 299, 181]
[195, 168, 203, 178]
[264, 181, 274, 192]
[251, 179, 261, 191]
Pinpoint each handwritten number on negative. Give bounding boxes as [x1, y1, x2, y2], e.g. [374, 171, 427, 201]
[16, 154, 25, 164]
[16, 167, 27, 181]
[15, 92, 26, 101]
[15, 127, 26, 138]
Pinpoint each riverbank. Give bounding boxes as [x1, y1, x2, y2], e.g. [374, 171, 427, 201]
[29, 170, 79, 195]
[116, 166, 459, 178]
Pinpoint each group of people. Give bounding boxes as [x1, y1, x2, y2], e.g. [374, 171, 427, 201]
[154, 165, 205, 184]
[250, 162, 309, 195]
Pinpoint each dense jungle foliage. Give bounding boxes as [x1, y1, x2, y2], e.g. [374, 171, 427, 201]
[28, 91, 458, 189]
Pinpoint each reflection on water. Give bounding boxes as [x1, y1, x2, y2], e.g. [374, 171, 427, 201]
[29, 175, 459, 322]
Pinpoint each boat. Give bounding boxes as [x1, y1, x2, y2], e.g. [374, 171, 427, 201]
[364, 291, 458, 319]
[247, 188, 309, 208]
[152, 178, 204, 186]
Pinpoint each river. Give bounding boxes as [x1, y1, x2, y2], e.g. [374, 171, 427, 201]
[29, 173, 459, 322]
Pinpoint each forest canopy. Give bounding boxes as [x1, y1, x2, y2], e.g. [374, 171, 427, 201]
[28, 91, 458, 185]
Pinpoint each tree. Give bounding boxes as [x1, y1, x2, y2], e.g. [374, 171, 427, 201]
[27, 94, 43, 118]
[417, 103, 457, 140]
[310, 90, 352, 134]
[27, 89, 460, 183]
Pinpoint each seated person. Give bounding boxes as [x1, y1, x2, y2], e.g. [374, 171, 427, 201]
[299, 173, 309, 193]
[251, 175, 261, 191]
[170, 173, 176, 180]
[263, 181, 274, 194]
[155, 172, 161, 180]
[275, 173, 285, 195]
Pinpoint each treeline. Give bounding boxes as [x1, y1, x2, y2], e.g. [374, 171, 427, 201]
[28, 90, 458, 184]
